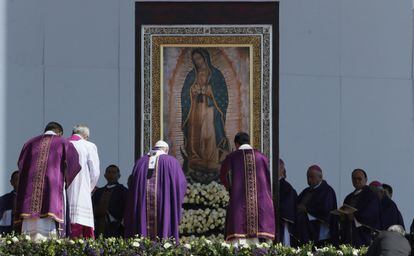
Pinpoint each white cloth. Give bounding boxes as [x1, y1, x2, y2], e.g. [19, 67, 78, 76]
[319, 223, 330, 240]
[67, 135, 100, 228]
[282, 222, 291, 246]
[154, 140, 169, 148]
[229, 238, 260, 246]
[239, 144, 253, 150]
[307, 213, 330, 240]
[22, 217, 57, 241]
[353, 189, 363, 227]
[148, 149, 167, 169]
[44, 130, 57, 135]
[0, 210, 12, 226]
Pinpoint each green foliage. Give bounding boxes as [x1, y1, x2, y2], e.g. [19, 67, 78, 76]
[0, 234, 368, 256]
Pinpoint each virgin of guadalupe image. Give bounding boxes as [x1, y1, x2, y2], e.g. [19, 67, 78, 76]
[181, 48, 230, 182]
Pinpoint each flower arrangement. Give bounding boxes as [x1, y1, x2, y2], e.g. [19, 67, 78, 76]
[0, 234, 369, 256]
[180, 208, 226, 234]
[181, 182, 229, 238]
[183, 182, 229, 208]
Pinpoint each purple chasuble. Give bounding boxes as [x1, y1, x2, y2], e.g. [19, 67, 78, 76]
[124, 154, 187, 242]
[15, 134, 81, 226]
[220, 149, 275, 241]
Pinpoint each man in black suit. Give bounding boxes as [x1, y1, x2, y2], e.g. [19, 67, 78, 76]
[367, 225, 411, 256]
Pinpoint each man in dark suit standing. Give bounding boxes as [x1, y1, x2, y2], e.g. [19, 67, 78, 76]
[367, 225, 411, 256]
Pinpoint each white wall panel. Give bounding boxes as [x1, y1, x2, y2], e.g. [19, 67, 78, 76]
[280, 0, 341, 76]
[44, 0, 119, 68]
[119, 68, 135, 183]
[5, 66, 44, 178]
[44, 67, 119, 186]
[6, 0, 44, 66]
[341, 0, 412, 78]
[120, 0, 135, 69]
[340, 77, 414, 225]
[279, 74, 341, 195]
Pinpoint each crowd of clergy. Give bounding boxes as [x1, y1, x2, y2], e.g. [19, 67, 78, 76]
[0, 121, 411, 252]
[278, 161, 409, 250]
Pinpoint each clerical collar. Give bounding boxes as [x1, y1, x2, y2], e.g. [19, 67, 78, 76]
[239, 144, 253, 150]
[311, 181, 323, 189]
[354, 189, 363, 195]
[106, 183, 119, 189]
[44, 130, 57, 135]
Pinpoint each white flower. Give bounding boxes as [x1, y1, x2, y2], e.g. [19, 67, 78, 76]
[242, 243, 250, 249]
[164, 242, 172, 249]
[352, 249, 359, 256]
[337, 251, 344, 256]
[78, 239, 84, 244]
[221, 242, 231, 248]
[132, 241, 140, 247]
[184, 243, 191, 249]
[307, 252, 314, 256]
[69, 239, 75, 245]
[24, 235, 31, 241]
[11, 237, 19, 243]
[257, 242, 270, 248]
[6, 240, 11, 245]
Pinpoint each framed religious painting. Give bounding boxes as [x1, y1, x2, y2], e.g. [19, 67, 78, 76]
[140, 26, 272, 184]
[135, 1, 279, 238]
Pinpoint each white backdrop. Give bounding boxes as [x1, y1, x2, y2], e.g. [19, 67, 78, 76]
[0, 0, 413, 227]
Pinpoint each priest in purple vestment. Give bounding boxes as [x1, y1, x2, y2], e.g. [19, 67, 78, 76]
[15, 122, 81, 240]
[296, 165, 339, 246]
[369, 181, 404, 230]
[124, 140, 187, 242]
[340, 169, 381, 247]
[0, 171, 19, 234]
[220, 132, 275, 244]
[278, 159, 298, 247]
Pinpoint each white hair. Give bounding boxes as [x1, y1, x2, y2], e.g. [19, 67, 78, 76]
[72, 124, 90, 139]
[387, 225, 405, 235]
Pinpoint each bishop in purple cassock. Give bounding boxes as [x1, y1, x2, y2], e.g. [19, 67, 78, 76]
[278, 159, 298, 246]
[124, 140, 187, 242]
[220, 132, 275, 244]
[296, 165, 339, 246]
[369, 181, 404, 230]
[15, 122, 81, 240]
[340, 169, 381, 247]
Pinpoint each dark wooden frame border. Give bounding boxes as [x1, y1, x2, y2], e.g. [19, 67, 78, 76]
[135, 1, 280, 240]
